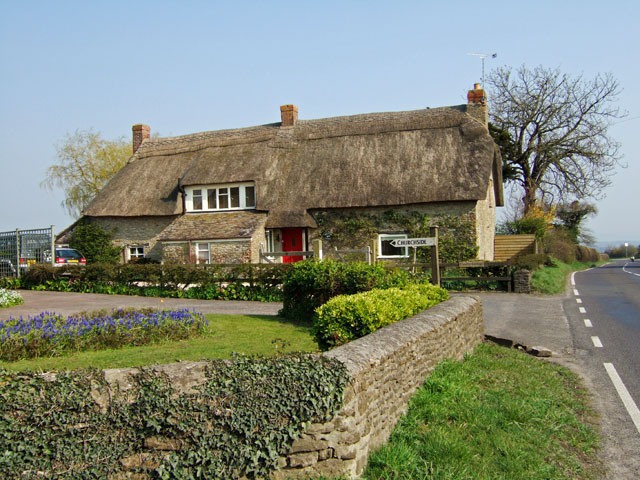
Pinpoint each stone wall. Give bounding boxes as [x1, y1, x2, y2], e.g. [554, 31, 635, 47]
[275, 294, 483, 478]
[94, 295, 482, 479]
[309, 203, 478, 253]
[89, 216, 177, 262]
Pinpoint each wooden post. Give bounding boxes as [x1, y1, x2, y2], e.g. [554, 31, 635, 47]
[370, 239, 379, 264]
[430, 226, 440, 286]
[312, 238, 323, 260]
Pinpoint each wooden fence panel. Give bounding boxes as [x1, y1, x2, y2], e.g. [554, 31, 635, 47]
[494, 234, 537, 261]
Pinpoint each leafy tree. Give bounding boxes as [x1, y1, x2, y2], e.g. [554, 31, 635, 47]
[69, 223, 121, 264]
[554, 201, 597, 244]
[41, 129, 130, 218]
[487, 65, 625, 213]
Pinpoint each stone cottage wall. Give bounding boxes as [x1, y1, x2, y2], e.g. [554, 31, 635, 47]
[89, 216, 177, 262]
[309, 202, 478, 253]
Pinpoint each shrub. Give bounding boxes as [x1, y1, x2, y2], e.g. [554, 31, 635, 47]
[513, 253, 551, 272]
[69, 222, 121, 264]
[313, 284, 448, 350]
[0, 289, 23, 308]
[543, 229, 576, 263]
[280, 259, 409, 320]
[575, 245, 599, 262]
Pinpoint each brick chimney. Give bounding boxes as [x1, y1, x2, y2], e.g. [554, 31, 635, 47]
[466, 84, 488, 126]
[467, 83, 486, 104]
[280, 105, 298, 127]
[132, 124, 150, 154]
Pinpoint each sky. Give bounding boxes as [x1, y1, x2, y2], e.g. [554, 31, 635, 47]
[1, 0, 638, 247]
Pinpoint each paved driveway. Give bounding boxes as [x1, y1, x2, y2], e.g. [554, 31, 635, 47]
[1, 290, 281, 320]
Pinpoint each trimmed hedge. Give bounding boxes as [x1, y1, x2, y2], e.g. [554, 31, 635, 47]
[280, 260, 410, 320]
[314, 284, 449, 350]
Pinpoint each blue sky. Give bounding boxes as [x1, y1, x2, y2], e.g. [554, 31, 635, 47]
[1, 0, 638, 245]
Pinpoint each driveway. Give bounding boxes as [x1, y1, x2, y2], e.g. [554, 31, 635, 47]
[1, 290, 281, 320]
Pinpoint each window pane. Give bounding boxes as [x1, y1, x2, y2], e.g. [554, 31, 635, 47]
[245, 186, 255, 207]
[207, 188, 217, 209]
[196, 243, 210, 264]
[230, 187, 240, 208]
[193, 189, 203, 210]
[380, 235, 408, 257]
[218, 188, 229, 209]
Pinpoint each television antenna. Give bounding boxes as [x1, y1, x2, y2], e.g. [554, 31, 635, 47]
[467, 52, 497, 87]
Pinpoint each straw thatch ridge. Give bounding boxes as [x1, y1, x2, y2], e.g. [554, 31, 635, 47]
[83, 104, 503, 223]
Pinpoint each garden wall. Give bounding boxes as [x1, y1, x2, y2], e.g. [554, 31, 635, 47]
[276, 294, 483, 478]
[97, 294, 483, 479]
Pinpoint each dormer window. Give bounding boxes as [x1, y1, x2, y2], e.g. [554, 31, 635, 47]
[185, 183, 256, 212]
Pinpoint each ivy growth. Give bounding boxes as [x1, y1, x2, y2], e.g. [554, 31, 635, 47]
[315, 210, 479, 263]
[0, 355, 348, 479]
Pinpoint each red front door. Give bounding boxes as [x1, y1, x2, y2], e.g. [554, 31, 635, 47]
[282, 228, 304, 263]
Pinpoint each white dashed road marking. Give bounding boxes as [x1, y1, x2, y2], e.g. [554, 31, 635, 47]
[584, 319, 593, 327]
[591, 336, 603, 348]
[576, 298, 582, 304]
[579, 307, 586, 314]
[604, 363, 640, 434]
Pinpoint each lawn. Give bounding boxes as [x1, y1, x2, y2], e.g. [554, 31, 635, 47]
[0, 313, 318, 371]
[361, 343, 604, 480]
[531, 259, 606, 294]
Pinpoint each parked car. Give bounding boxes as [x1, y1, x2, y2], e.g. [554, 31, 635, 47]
[49, 248, 87, 266]
[0, 259, 17, 276]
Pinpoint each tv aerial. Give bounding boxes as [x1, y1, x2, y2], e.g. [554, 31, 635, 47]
[467, 52, 497, 87]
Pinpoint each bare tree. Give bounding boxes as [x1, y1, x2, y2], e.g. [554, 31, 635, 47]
[487, 65, 625, 213]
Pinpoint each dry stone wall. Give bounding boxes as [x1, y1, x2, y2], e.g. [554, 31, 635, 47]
[275, 294, 483, 478]
[86, 295, 482, 479]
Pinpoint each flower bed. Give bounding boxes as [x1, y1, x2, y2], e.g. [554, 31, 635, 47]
[0, 308, 207, 361]
[0, 288, 23, 309]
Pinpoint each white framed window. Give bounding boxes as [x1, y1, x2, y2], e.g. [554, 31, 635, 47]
[378, 233, 409, 258]
[185, 183, 256, 212]
[128, 246, 145, 260]
[196, 242, 210, 264]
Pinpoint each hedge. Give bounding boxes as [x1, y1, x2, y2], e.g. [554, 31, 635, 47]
[279, 259, 410, 320]
[313, 283, 449, 350]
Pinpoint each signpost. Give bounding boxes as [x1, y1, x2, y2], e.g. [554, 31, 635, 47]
[390, 237, 437, 248]
[390, 229, 440, 286]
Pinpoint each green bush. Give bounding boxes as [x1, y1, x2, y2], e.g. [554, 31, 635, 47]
[501, 216, 548, 239]
[280, 259, 409, 320]
[69, 222, 122, 264]
[513, 253, 552, 271]
[543, 229, 576, 263]
[0, 288, 23, 308]
[575, 245, 599, 262]
[313, 284, 448, 350]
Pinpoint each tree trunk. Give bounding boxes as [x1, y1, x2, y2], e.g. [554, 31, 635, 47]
[522, 180, 537, 214]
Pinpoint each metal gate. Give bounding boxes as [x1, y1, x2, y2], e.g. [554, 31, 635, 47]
[0, 226, 55, 277]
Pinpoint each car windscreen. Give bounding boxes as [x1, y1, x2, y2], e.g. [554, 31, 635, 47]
[56, 249, 83, 260]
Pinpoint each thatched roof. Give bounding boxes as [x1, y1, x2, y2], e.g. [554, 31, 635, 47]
[84, 105, 503, 226]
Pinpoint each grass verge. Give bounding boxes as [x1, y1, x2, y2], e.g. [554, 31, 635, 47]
[362, 344, 604, 480]
[531, 259, 605, 294]
[0, 313, 317, 371]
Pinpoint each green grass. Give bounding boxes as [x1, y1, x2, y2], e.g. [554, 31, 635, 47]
[0, 313, 318, 371]
[362, 344, 603, 480]
[531, 259, 605, 294]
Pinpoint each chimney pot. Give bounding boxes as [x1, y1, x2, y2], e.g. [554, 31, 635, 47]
[132, 124, 150, 154]
[280, 104, 298, 126]
[467, 84, 486, 105]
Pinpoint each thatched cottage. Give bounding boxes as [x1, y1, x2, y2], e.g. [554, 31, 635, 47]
[71, 84, 503, 264]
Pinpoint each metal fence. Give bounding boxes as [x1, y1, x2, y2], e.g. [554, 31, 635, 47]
[0, 226, 55, 277]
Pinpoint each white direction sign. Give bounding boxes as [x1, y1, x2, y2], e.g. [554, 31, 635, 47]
[390, 237, 437, 248]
